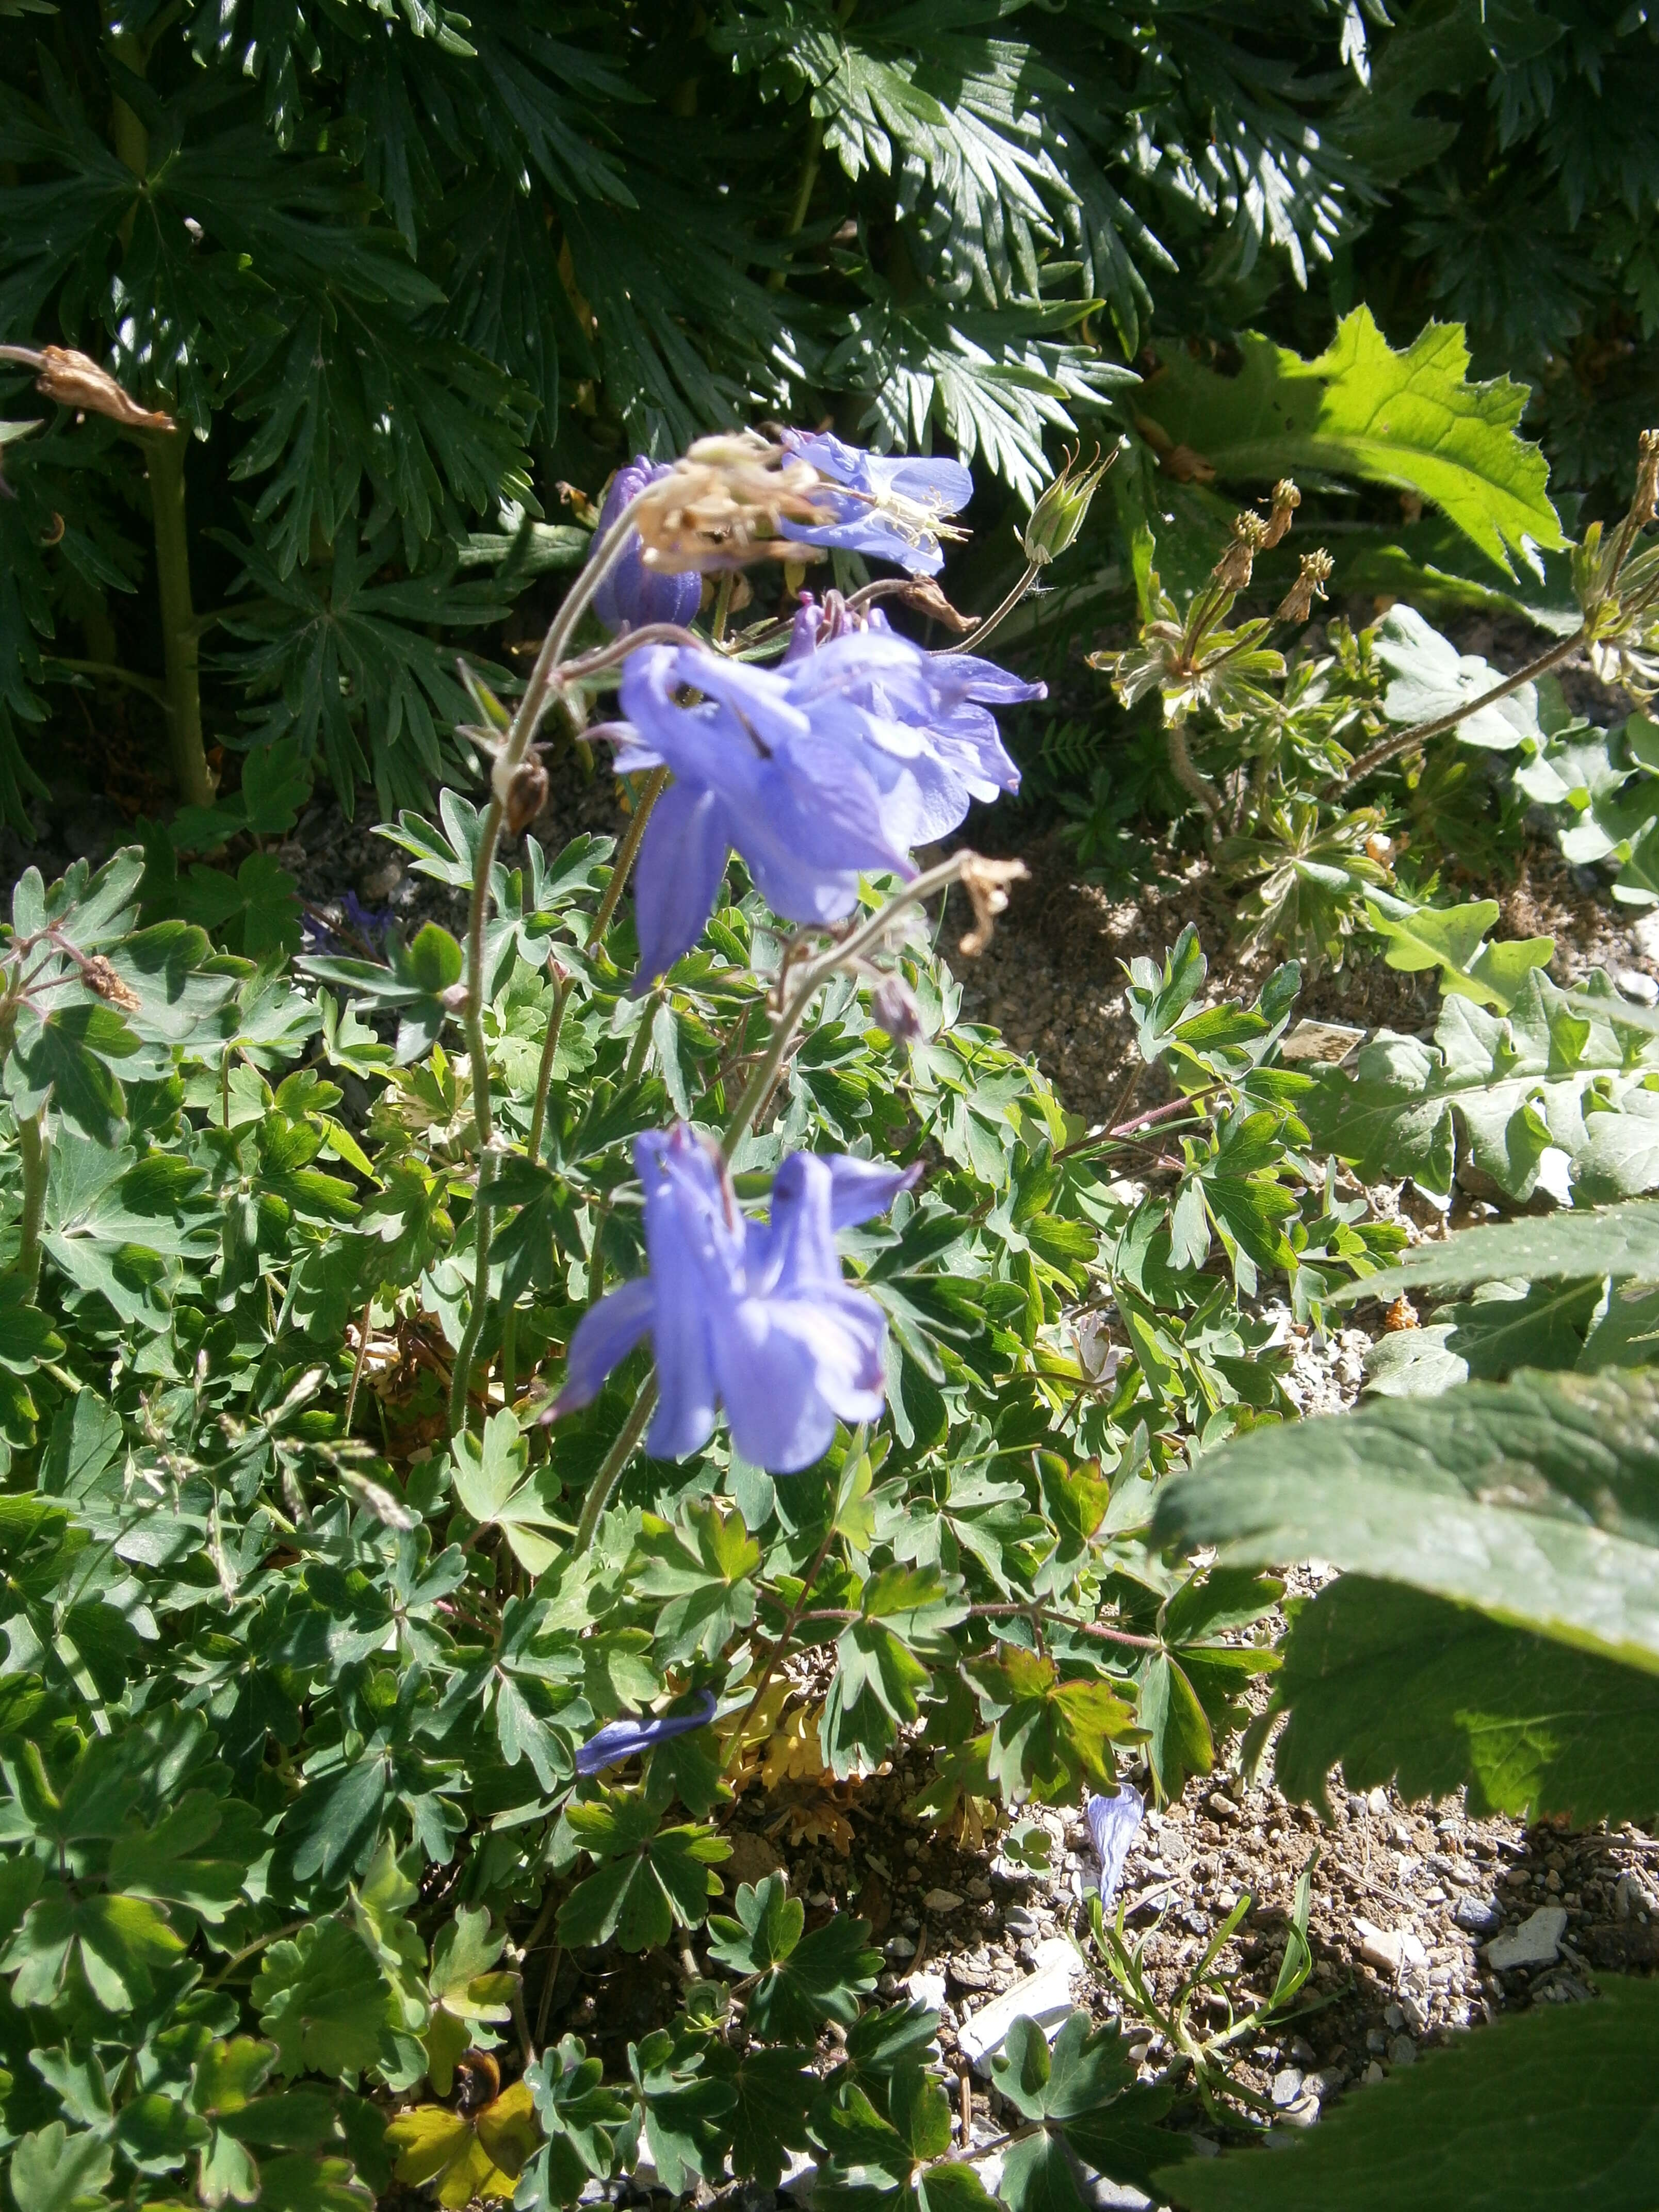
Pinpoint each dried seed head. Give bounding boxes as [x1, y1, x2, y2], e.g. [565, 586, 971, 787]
[631, 431, 832, 573]
[957, 855, 1028, 958]
[892, 574, 980, 632]
[33, 347, 175, 434]
[1274, 548, 1334, 625]
[1022, 443, 1116, 565]
[1260, 478, 1301, 549]
[82, 954, 141, 1011]
[1212, 512, 1270, 594]
[1636, 429, 1659, 526]
[503, 752, 549, 835]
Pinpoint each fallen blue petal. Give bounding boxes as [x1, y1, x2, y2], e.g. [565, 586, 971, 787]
[576, 1689, 719, 1776]
[1086, 1785, 1145, 1909]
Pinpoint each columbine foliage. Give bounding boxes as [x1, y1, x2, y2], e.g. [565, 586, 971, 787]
[5, 406, 1659, 2208]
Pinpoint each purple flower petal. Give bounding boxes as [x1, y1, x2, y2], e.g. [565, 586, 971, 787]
[631, 782, 736, 989]
[555, 1276, 656, 1416]
[779, 432, 971, 576]
[590, 459, 703, 633]
[576, 1689, 719, 1776]
[551, 1127, 913, 1476]
[1086, 1787, 1145, 1910]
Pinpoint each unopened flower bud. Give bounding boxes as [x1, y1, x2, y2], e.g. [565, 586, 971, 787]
[1022, 445, 1116, 566]
[1274, 548, 1334, 625]
[1212, 513, 1269, 594]
[871, 975, 924, 1042]
[1260, 478, 1300, 549]
[503, 752, 548, 835]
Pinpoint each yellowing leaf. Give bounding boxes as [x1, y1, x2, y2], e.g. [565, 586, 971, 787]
[387, 2081, 540, 2208]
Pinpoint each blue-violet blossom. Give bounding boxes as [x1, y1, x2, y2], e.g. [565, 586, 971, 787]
[1086, 1786, 1145, 1910]
[555, 1125, 915, 1473]
[782, 594, 1040, 847]
[779, 430, 972, 576]
[577, 1689, 719, 1776]
[589, 457, 703, 635]
[606, 623, 1039, 982]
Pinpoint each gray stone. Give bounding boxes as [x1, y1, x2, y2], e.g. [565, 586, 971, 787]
[1454, 1894, 1502, 1935]
[1617, 969, 1659, 1006]
[1485, 1906, 1567, 1972]
[1271, 2067, 1305, 2107]
[1387, 2037, 1417, 2068]
[923, 1888, 965, 1913]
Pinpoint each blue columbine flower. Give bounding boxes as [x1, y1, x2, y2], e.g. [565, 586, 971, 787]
[555, 1125, 915, 1473]
[603, 621, 1039, 982]
[782, 595, 1039, 847]
[605, 640, 916, 983]
[589, 457, 704, 635]
[577, 1689, 719, 1776]
[780, 430, 972, 576]
[1086, 1786, 1145, 1910]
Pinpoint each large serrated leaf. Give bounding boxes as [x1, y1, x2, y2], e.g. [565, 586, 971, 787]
[1158, 1976, 1659, 2212]
[1272, 1576, 1659, 1826]
[1352, 1197, 1659, 1302]
[1133, 307, 1563, 575]
[1152, 1366, 1659, 1672]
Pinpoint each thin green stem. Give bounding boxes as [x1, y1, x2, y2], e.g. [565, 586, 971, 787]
[141, 429, 213, 808]
[572, 1375, 659, 1552]
[444, 493, 652, 1440]
[586, 765, 671, 950]
[941, 559, 1039, 657]
[1330, 627, 1586, 791]
[720, 852, 986, 1160]
[527, 964, 574, 1163]
[42, 656, 169, 704]
[448, 1149, 496, 1438]
[13, 1108, 47, 1300]
[344, 1296, 373, 1435]
[768, 111, 824, 291]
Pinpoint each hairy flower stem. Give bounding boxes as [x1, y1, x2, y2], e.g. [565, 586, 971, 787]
[942, 559, 1039, 657]
[1165, 724, 1224, 843]
[585, 765, 671, 950]
[446, 492, 650, 1439]
[143, 429, 214, 808]
[526, 965, 574, 1163]
[344, 1296, 374, 1434]
[571, 1374, 659, 1552]
[721, 851, 988, 1160]
[1331, 627, 1588, 791]
[448, 1150, 496, 1437]
[13, 1108, 47, 1301]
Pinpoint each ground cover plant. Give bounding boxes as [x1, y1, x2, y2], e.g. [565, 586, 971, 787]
[1, 389, 1657, 2212]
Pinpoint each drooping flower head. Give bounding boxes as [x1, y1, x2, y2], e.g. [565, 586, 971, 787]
[1086, 1787, 1145, 1910]
[577, 1690, 719, 1777]
[630, 432, 832, 574]
[554, 1126, 916, 1474]
[589, 458, 704, 634]
[603, 618, 1040, 983]
[779, 430, 972, 577]
[781, 593, 1040, 844]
